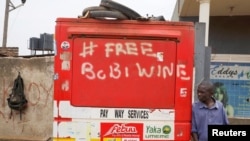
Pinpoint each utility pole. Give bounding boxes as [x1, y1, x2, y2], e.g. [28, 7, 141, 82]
[2, 0, 10, 48]
[2, 0, 26, 48]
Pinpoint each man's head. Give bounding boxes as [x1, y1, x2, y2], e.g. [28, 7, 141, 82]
[197, 80, 215, 103]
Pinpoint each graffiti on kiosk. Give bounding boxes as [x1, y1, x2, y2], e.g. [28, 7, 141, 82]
[79, 41, 156, 58]
[78, 41, 190, 80]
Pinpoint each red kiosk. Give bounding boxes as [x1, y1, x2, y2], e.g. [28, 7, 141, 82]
[53, 17, 194, 141]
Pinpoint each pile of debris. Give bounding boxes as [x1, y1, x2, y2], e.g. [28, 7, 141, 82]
[79, 0, 165, 21]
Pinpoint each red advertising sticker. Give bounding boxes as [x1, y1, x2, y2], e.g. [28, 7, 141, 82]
[101, 123, 143, 141]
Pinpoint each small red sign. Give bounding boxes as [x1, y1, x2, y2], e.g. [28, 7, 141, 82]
[101, 123, 143, 141]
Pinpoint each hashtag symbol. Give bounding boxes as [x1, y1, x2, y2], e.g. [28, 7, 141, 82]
[79, 41, 98, 57]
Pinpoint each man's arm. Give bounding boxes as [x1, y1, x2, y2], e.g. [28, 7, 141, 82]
[191, 132, 199, 141]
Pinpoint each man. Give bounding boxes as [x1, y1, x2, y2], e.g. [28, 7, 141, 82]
[191, 80, 229, 141]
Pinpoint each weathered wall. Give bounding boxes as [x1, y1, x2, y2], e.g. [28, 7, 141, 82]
[0, 56, 54, 141]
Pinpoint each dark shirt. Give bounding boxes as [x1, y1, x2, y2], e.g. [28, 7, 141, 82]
[191, 98, 229, 141]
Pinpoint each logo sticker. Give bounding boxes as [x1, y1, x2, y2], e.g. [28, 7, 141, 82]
[162, 125, 171, 134]
[101, 123, 143, 141]
[61, 41, 70, 50]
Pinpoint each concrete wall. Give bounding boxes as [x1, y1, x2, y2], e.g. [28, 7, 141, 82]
[0, 56, 54, 141]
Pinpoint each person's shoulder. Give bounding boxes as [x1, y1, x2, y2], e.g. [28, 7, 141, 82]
[192, 100, 201, 107]
[192, 100, 199, 105]
[226, 104, 234, 110]
[215, 100, 224, 108]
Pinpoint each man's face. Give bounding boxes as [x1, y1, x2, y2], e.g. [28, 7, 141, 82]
[197, 85, 212, 103]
